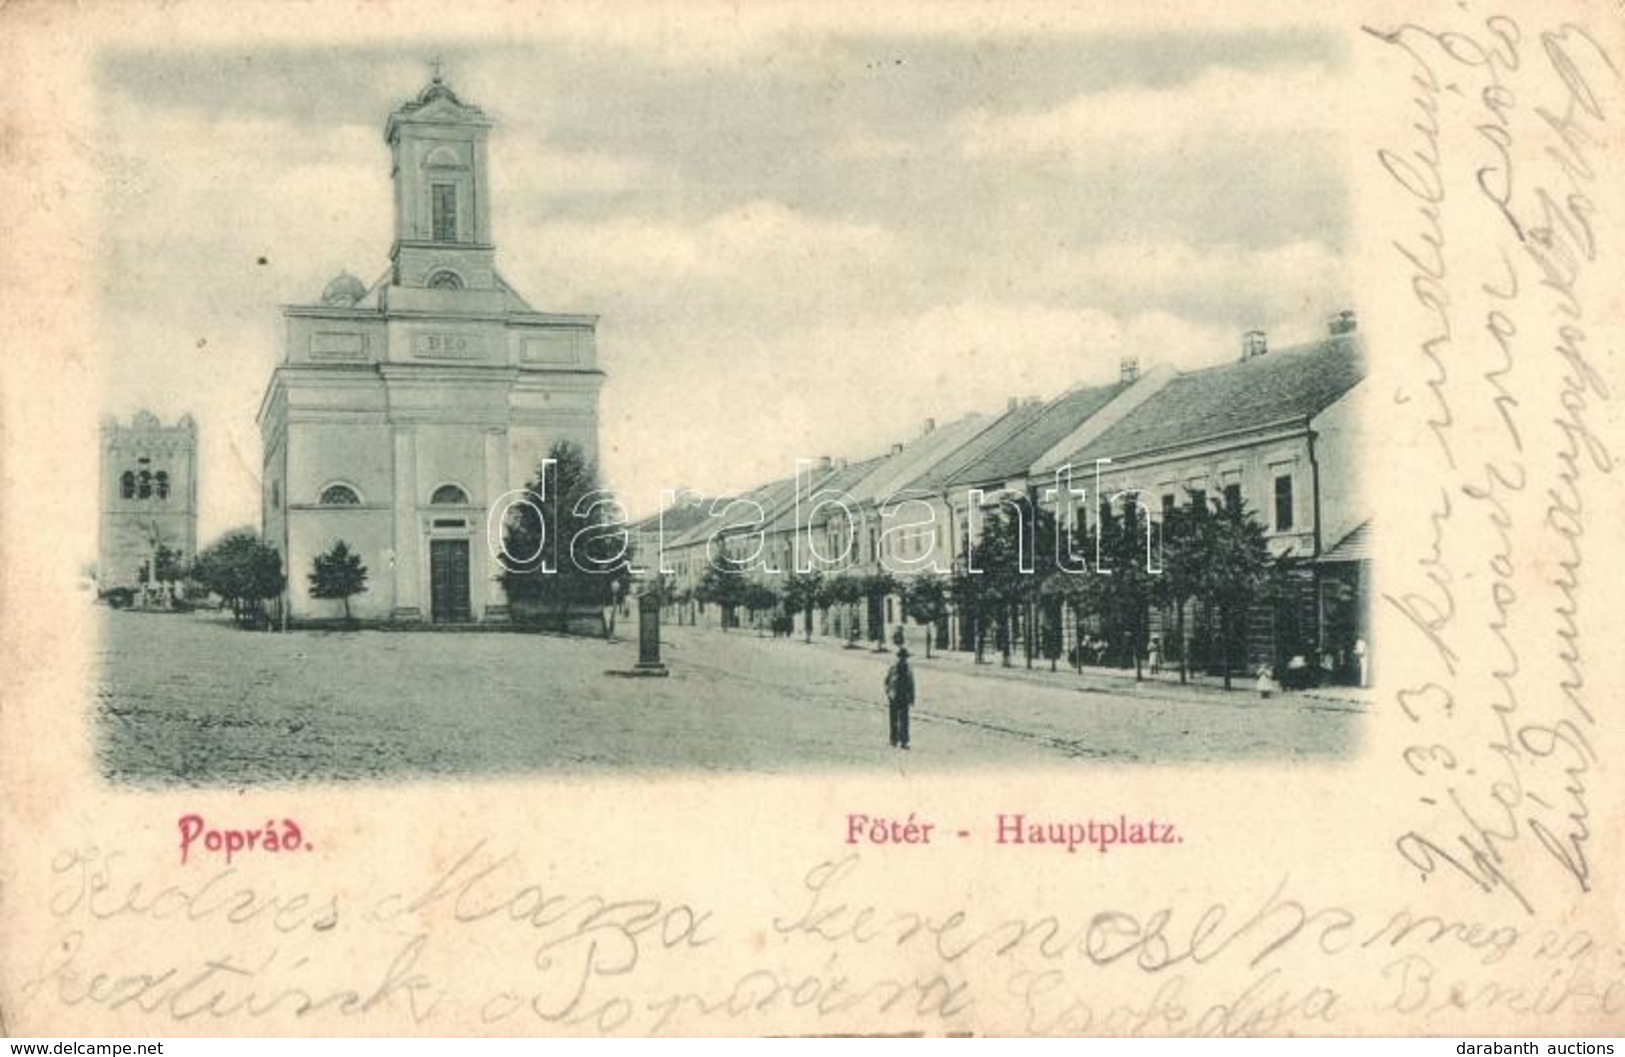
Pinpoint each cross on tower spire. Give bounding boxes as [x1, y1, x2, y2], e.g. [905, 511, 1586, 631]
[428, 55, 444, 83]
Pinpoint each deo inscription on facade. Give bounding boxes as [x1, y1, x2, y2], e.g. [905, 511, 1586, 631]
[411, 331, 485, 360]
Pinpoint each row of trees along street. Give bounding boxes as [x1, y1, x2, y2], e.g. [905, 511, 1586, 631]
[955, 493, 1278, 690]
[685, 491, 1280, 690]
[152, 444, 1283, 693]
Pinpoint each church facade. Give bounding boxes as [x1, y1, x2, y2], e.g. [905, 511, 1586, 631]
[99, 411, 199, 593]
[257, 75, 603, 623]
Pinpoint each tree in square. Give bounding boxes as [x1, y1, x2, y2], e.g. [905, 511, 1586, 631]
[695, 544, 749, 630]
[781, 570, 823, 642]
[192, 528, 286, 628]
[500, 441, 632, 633]
[900, 573, 948, 658]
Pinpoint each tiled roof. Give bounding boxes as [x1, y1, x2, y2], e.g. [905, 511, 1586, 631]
[666, 475, 802, 549]
[944, 381, 1128, 488]
[845, 414, 992, 502]
[761, 455, 889, 531]
[629, 499, 713, 537]
[911, 402, 1048, 492]
[1321, 519, 1371, 563]
[1065, 334, 1365, 467]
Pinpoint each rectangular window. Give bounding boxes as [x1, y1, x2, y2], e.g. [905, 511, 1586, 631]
[1188, 488, 1207, 512]
[1224, 483, 1242, 512]
[1161, 493, 1176, 518]
[432, 183, 457, 242]
[1274, 474, 1294, 531]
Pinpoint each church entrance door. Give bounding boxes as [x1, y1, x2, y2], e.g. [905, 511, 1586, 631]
[430, 539, 472, 623]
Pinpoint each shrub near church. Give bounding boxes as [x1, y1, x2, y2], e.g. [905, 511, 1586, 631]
[308, 540, 369, 623]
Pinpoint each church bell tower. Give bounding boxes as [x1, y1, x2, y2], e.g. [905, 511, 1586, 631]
[384, 69, 497, 295]
[261, 68, 604, 625]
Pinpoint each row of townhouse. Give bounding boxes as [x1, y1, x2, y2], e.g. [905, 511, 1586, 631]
[634, 314, 1371, 683]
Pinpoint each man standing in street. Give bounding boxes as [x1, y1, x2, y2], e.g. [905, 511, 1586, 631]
[885, 646, 915, 750]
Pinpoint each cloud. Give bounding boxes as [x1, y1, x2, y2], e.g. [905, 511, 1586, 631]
[90, 41, 1354, 538]
[956, 62, 1346, 159]
[598, 299, 1237, 513]
[492, 141, 659, 199]
[97, 105, 388, 302]
[1037, 238, 1352, 331]
[533, 200, 903, 285]
[826, 127, 927, 161]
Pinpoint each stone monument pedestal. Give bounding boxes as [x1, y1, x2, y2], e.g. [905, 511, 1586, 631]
[608, 589, 669, 677]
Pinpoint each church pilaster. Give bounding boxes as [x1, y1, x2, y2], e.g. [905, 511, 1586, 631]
[483, 427, 510, 622]
[391, 426, 423, 621]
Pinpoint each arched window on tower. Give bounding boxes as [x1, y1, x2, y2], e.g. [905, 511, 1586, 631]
[431, 484, 470, 506]
[432, 184, 457, 242]
[120, 471, 135, 499]
[424, 145, 460, 167]
[138, 470, 153, 499]
[155, 471, 170, 500]
[319, 484, 361, 506]
[427, 270, 463, 290]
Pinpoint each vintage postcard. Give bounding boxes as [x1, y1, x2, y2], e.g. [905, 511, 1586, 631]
[1, 0, 1621, 1038]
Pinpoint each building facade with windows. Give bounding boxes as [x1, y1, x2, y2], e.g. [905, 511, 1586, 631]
[641, 314, 1367, 678]
[98, 411, 199, 592]
[1043, 324, 1369, 677]
[257, 75, 603, 623]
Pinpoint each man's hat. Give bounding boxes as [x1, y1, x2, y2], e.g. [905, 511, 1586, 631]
[897, 647, 910, 658]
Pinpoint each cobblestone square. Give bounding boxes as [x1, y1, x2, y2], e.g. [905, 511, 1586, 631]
[95, 611, 1360, 785]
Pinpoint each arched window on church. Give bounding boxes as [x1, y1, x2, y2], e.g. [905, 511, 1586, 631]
[427, 270, 463, 290]
[155, 471, 170, 500]
[138, 470, 153, 499]
[121, 471, 135, 499]
[431, 484, 470, 506]
[319, 484, 361, 506]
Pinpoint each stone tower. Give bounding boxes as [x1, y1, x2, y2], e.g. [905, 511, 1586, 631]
[99, 411, 199, 592]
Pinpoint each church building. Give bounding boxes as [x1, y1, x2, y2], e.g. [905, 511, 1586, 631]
[257, 73, 604, 623]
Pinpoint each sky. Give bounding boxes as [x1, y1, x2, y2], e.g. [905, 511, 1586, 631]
[95, 27, 1353, 540]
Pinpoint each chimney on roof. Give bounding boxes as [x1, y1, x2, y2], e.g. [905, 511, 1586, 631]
[1025, 394, 1041, 406]
[1242, 329, 1268, 361]
[890, 442, 904, 455]
[818, 455, 833, 471]
[1007, 396, 1018, 411]
[1328, 309, 1358, 336]
[1120, 356, 1140, 383]
[923, 417, 936, 434]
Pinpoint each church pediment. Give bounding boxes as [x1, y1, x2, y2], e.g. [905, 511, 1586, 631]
[412, 96, 483, 124]
[385, 79, 491, 141]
